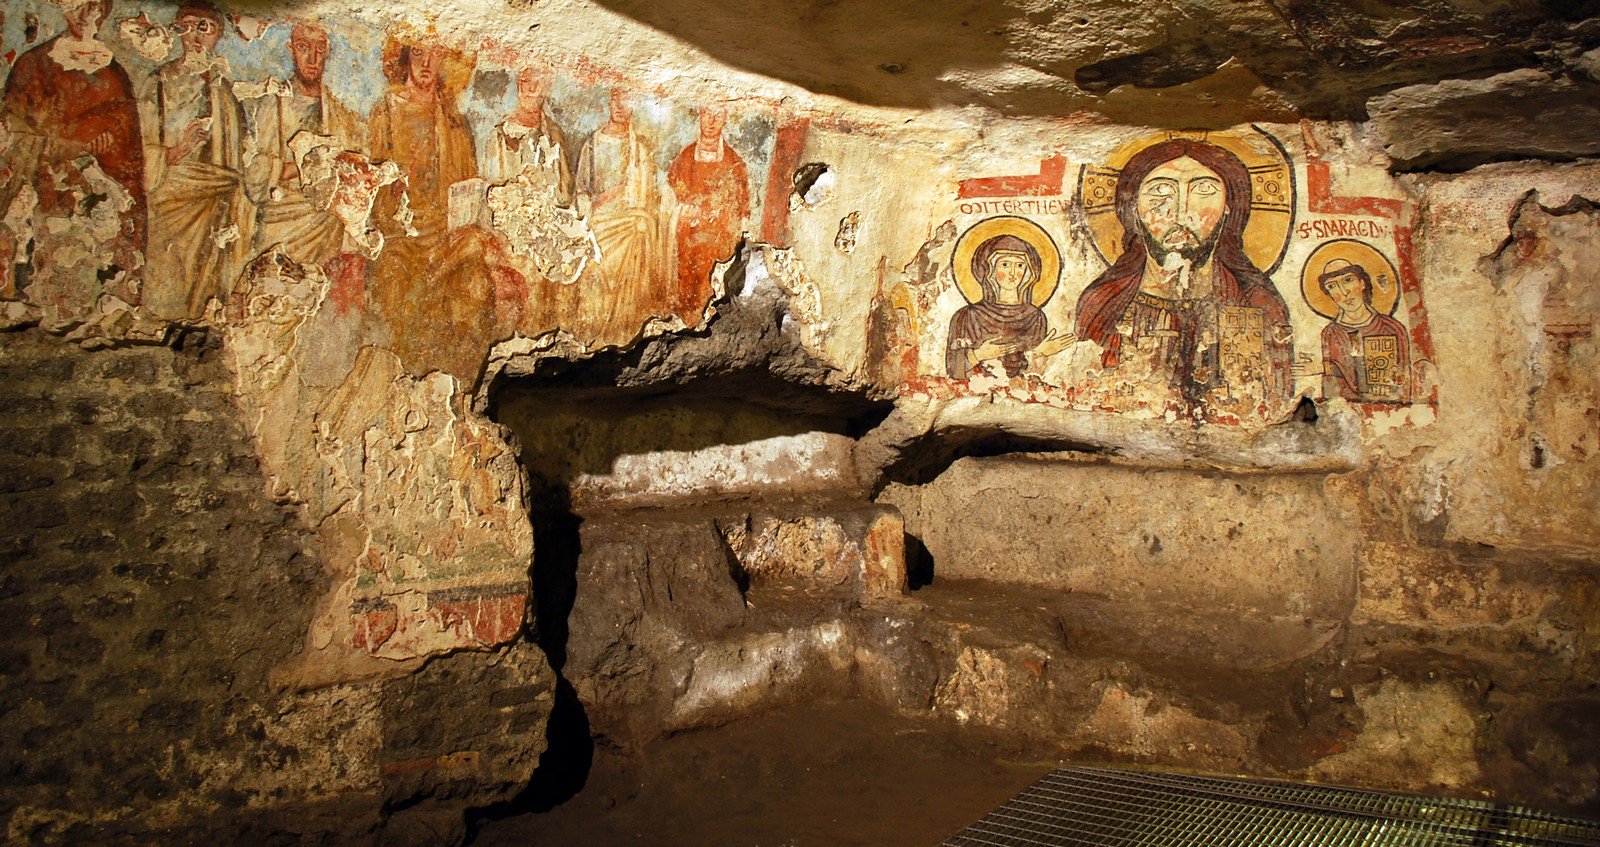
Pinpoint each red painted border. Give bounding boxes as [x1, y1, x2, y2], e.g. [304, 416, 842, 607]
[957, 154, 1069, 199]
[761, 116, 811, 247]
[1304, 147, 1438, 395]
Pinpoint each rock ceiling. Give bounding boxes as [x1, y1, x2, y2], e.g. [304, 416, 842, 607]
[592, 0, 1600, 131]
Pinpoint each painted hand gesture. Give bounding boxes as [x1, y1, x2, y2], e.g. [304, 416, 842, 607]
[166, 120, 210, 165]
[972, 335, 1015, 364]
[1033, 329, 1078, 358]
[86, 130, 115, 156]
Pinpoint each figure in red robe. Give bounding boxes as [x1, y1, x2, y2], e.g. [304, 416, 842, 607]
[2, 0, 144, 260]
[667, 104, 748, 322]
[1315, 257, 1411, 403]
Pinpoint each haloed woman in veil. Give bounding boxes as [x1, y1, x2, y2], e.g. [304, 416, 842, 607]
[945, 234, 1073, 379]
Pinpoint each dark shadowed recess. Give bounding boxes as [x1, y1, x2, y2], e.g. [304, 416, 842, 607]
[462, 450, 592, 835]
[489, 362, 896, 672]
[877, 426, 1105, 490]
[470, 294, 895, 835]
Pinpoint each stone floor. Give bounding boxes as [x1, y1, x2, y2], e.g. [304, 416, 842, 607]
[470, 697, 1057, 847]
[518, 553, 1600, 842]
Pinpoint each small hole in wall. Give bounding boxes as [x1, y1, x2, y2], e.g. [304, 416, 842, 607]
[1292, 396, 1318, 424]
[793, 163, 834, 207]
[1530, 438, 1547, 469]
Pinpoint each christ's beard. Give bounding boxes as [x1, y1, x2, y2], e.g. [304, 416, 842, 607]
[1143, 226, 1217, 269]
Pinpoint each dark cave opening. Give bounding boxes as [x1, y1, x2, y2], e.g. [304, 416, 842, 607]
[470, 294, 898, 835]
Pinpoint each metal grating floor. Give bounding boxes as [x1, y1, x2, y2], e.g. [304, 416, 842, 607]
[943, 766, 1600, 847]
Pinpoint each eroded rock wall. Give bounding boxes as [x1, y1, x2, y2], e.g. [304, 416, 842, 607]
[886, 456, 1360, 622]
[0, 0, 1452, 680]
[0, 330, 553, 843]
[868, 160, 1600, 813]
[0, 0, 1596, 837]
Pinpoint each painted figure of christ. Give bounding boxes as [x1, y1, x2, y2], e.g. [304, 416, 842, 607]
[1075, 140, 1293, 410]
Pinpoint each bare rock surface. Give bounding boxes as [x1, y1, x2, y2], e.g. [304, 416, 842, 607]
[884, 455, 1361, 622]
[1371, 71, 1600, 170]
[473, 697, 1053, 847]
[588, 0, 1600, 123]
[558, 502, 902, 744]
[0, 330, 555, 844]
[2, 0, 1600, 840]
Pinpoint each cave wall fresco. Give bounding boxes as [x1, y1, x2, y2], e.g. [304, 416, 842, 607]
[812, 122, 1439, 428]
[0, 0, 787, 347]
[0, 0, 1595, 835]
[0, 0, 805, 675]
[0, 0, 1450, 676]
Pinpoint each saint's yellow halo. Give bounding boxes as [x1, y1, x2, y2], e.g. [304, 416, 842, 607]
[952, 215, 1062, 307]
[1300, 238, 1401, 321]
[1078, 127, 1296, 274]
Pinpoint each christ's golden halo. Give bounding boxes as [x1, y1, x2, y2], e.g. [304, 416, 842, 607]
[1078, 127, 1296, 274]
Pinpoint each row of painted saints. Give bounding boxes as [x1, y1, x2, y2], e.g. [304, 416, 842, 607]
[908, 130, 1420, 418]
[0, 0, 757, 380]
[4, 1, 1423, 417]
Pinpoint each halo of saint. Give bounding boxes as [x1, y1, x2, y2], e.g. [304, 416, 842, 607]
[943, 215, 1076, 380]
[951, 215, 1062, 307]
[1300, 238, 1401, 320]
[1079, 127, 1296, 275]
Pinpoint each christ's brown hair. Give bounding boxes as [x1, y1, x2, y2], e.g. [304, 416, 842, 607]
[1099, 139, 1273, 294]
